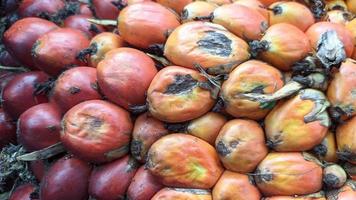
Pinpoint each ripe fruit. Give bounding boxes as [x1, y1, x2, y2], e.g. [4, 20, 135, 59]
[233, 0, 269, 19]
[147, 134, 223, 189]
[61, 100, 133, 163]
[18, 0, 65, 18]
[152, 188, 212, 200]
[181, 1, 217, 23]
[336, 115, 356, 164]
[63, 14, 105, 38]
[9, 183, 36, 200]
[312, 131, 338, 163]
[0, 108, 16, 149]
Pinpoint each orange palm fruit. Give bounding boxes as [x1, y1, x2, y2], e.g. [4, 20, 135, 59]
[152, 188, 212, 200]
[336, 116, 356, 164]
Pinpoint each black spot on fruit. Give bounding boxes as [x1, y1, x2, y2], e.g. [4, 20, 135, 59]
[165, 74, 198, 94]
[197, 31, 232, 57]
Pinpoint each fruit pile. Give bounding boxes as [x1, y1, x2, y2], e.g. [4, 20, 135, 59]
[1, 0, 356, 199]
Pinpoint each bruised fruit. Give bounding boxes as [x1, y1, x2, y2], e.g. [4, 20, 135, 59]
[215, 119, 268, 173]
[127, 165, 164, 200]
[32, 28, 90, 76]
[0, 108, 16, 148]
[40, 156, 91, 200]
[9, 183, 36, 200]
[2, 71, 49, 119]
[327, 59, 356, 120]
[147, 134, 223, 189]
[147, 66, 215, 123]
[212, 171, 262, 200]
[268, 1, 315, 31]
[264, 89, 330, 152]
[222, 60, 284, 120]
[63, 14, 105, 38]
[89, 155, 139, 200]
[323, 164, 347, 189]
[254, 152, 323, 196]
[118, 2, 180, 49]
[50, 66, 102, 114]
[164, 21, 250, 74]
[250, 23, 311, 71]
[151, 188, 212, 200]
[82, 32, 126, 67]
[97, 48, 157, 110]
[17, 103, 61, 152]
[312, 131, 338, 163]
[181, 1, 217, 23]
[3, 17, 58, 69]
[61, 100, 133, 163]
[131, 113, 168, 163]
[336, 116, 356, 164]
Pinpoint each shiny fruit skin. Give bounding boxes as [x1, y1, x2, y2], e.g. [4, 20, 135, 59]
[9, 183, 36, 200]
[63, 14, 105, 38]
[61, 100, 133, 163]
[0, 108, 16, 149]
[18, 0, 65, 18]
[97, 48, 157, 109]
[147, 134, 223, 189]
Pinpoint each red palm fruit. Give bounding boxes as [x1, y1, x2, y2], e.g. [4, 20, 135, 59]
[40, 156, 92, 200]
[306, 22, 354, 57]
[17, 103, 61, 152]
[147, 66, 215, 123]
[32, 28, 90, 76]
[346, 19, 356, 59]
[0, 46, 20, 67]
[336, 116, 356, 164]
[118, 2, 180, 49]
[2, 71, 49, 119]
[327, 59, 356, 119]
[0, 71, 17, 96]
[187, 112, 227, 145]
[211, 4, 268, 41]
[268, 1, 315, 31]
[325, 10, 354, 25]
[78, 3, 93, 16]
[222, 60, 284, 120]
[30, 160, 47, 181]
[326, 180, 356, 199]
[215, 119, 268, 173]
[84, 32, 126, 67]
[127, 166, 164, 200]
[213, 171, 262, 200]
[97, 48, 157, 110]
[233, 0, 269, 19]
[18, 0, 65, 18]
[254, 152, 323, 196]
[89, 155, 139, 200]
[251, 23, 311, 71]
[181, 1, 217, 23]
[155, 0, 192, 13]
[152, 188, 212, 200]
[61, 100, 132, 163]
[131, 113, 168, 163]
[63, 14, 105, 38]
[91, 0, 119, 20]
[259, 0, 279, 6]
[3, 17, 58, 69]
[347, 0, 356, 14]
[326, 0, 348, 10]
[147, 134, 223, 189]
[50, 66, 102, 114]
[323, 164, 347, 189]
[0, 108, 16, 149]
[164, 21, 250, 74]
[263, 193, 326, 200]
[312, 131, 338, 163]
[9, 184, 36, 200]
[264, 89, 330, 151]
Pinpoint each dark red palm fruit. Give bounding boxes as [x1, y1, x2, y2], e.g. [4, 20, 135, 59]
[0, 70, 17, 101]
[212, 171, 262, 200]
[61, 100, 133, 163]
[30, 160, 47, 181]
[118, 2, 181, 49]
[17, 103, 61, 152]
[32, 28, 90, 76]
[131, 113, 168, 163]
[78, 3, 93, 16]
[0, 0, 20, 16]
[2, 71, 49, 119]
[89, 155, 139, 200]
[127, 165, 164, 200]
[91, 0, 120, 20]
[306, 22, 354, 58]
[63, 14, 105, 38]
[0, 45, 21, 67]
[0, 108, 16, 149]
[151, 188, 212, 200]
[97, 48, 157, 110]
[9, 183, 36, 200]
[40, 156, 92, 200]
[3, 17, 58, 69]
[50, 66, 102, 114]
[18, 0, 65, 18]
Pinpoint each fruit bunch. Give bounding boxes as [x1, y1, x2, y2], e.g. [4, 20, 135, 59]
[1, 0, 356, 199]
